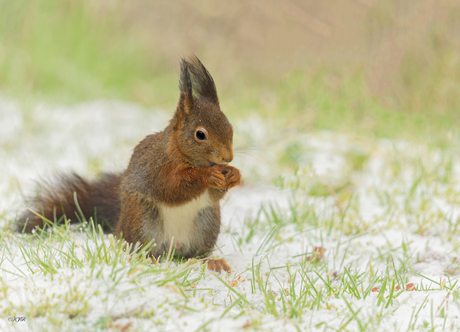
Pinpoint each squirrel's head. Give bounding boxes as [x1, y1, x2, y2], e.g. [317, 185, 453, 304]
[171, 57, 234, 168]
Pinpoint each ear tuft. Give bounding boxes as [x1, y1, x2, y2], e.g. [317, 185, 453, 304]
[178, 58, 193, 115]
[186, 56, 219, 106]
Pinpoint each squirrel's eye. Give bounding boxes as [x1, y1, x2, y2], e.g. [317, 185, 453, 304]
[196, 130, 207, 141]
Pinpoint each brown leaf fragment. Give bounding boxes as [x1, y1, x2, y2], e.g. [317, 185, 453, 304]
[405, 283, 417, 291]
[242, 320, 251, 328]
[306, 247, 325, 263]
[106, 322, 133, 331]
[445, 264, 459, 276]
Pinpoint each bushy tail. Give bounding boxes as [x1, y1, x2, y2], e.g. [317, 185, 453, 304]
[16, 172, 122, 233]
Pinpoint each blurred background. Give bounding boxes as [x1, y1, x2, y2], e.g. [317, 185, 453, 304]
[1, 0, 459, 144]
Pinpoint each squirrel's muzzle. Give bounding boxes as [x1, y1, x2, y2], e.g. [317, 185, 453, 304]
[220, 148, 233, 164]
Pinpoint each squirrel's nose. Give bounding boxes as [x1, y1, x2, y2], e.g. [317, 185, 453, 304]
[221, 149, 233, 163]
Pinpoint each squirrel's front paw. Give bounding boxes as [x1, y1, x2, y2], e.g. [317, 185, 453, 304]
[205, 258, 231, 273]
[223, 166, 241, 190]
[208, 168, 228, 191]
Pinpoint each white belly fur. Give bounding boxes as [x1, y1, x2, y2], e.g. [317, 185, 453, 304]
[159, 190, 212, 250]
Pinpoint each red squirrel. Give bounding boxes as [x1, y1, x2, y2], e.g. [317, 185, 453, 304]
[16, 57, 242, 272]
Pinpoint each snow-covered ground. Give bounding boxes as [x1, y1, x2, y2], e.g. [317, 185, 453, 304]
[1, 97, 460, 331]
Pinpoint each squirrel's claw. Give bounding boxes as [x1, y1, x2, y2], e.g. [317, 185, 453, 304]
[208, 168, 227, 191]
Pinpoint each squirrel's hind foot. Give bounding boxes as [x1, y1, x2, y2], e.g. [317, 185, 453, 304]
[205, 258, 231, 273]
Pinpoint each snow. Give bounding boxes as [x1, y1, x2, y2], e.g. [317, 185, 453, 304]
[1, 96, 460, 331]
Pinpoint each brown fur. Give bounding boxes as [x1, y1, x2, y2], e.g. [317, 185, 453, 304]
[16, 57, 242, 271]
[17, 173, 121, 233]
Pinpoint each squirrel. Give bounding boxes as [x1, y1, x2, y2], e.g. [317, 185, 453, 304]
[16, 57, 242, 272]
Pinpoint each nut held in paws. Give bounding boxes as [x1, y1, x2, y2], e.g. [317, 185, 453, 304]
[212, 164, 224, 173]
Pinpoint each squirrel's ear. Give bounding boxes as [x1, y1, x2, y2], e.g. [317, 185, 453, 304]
[187, 56, 219, 106]
[178, 58, 193, 116]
